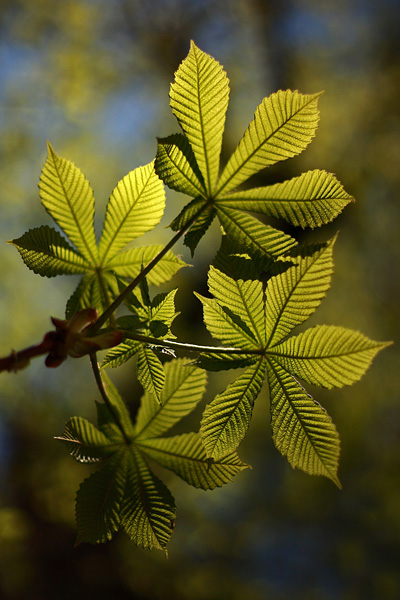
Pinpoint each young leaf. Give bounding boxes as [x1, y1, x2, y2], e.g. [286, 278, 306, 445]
[40, 142, 98, 264]
[218, 170, 354, 228]
[267, 358, 341, 487]
[217, 90, 322, 195]
[101, 339, 143, 369]
[170, 40, 229, 195]
[15, 144, 185, 320]
[268, 325, 392, 388]
[138, 432, 249, 490]
[136, 347, 165, 403]
[201, 359, 266, 460]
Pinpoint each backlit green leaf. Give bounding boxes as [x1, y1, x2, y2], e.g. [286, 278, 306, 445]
[137, 347, 165, 403]
[98, 161, 165, 263]
[201, 359, 266, 459]
[10, 226, 89, 277]
[120, 447, 175, 553]
[216, 205, 297, 262]
[138, 432, 249, 490]
[218, 170, 354, 228]
[170, 41, 229, 195]
[40, 142, 98, 264]
[55, 416, 118, 463]
[107, 245, 188, 284]
[207, 264, 266, 346]
[75, 449, 126, 545]
[268, 325, 391, 388]
[134, 360, 207, 440]
[101, 339, 142, 369]
[267, 359, 341, 487]
[155, 133, 206, 197]
[217, 90, 321, 195]
[265, 238, 336, 347]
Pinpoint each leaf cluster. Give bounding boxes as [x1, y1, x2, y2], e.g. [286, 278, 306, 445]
[7, 41, 390, 552]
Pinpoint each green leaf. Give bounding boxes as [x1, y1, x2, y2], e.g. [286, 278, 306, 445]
[170, 41, 229, 195]
[201, 360, 266, 460]
[169, 196, 207, 232]
[107, 245, 188, 284]
[267, 359, 341, 487]
[9, 226, 89, 277]
[136, 347, 165, 403]
[207, 264, 266, 346]
[217, 90, 322, 195]
[184, 204, 216, 256]
[75, 449, 126, 545]
[218, 170, 354, 228]
[40, 142, 98, 264]
[196, 352, 259, 371]
[120, 447, 175, 553]
[101, 339, 143, 369]
[55, 416, 118, 463]
[216, 205, 297, 262]
[98, 161, 165, 263]
[195, 294, 259, 349]
[268, 325, 391, 388]
[138, 432, 249, 490]
[134, 359, 207, 440]
[265, 238, 336, 347]
[101, 370, 136, 439]
[155, 134, 206, 197]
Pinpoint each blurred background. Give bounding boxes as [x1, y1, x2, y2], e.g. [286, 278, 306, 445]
[0, 0, 399, 598]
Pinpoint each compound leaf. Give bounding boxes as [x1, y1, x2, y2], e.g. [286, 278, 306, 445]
[268, 325, 391, 388]
[218, 170, 354, 228]
[40, 142, 98, 264]
[98, 161, 165, 263]
[267, 359, 341, 487]
[170, 41, 229, 195]
[217, 90, 321, 195]
[201, 359, 266, 460]
[138, 432, 249, 490]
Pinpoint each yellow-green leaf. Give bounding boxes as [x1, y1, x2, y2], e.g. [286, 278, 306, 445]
[267, 358, 341, 487]
[40, 142, 98, 264]
[170, 41, 229, 195]
[98, 161, 165, 263]
[217, 90, 321, 195]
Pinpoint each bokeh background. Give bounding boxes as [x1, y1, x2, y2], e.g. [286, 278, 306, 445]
[0, 1, 399, 598]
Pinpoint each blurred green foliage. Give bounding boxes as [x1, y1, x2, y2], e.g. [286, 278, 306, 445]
[0, 0, 399, 598]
